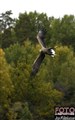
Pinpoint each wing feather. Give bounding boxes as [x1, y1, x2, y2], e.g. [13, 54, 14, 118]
[37, 31, 46, 48]
[31, 52, 45, 76]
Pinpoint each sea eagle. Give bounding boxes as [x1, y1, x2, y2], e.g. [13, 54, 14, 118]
[31, 30, 55, 76]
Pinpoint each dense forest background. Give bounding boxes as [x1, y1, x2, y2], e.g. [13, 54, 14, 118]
[0, 10, 75, 120]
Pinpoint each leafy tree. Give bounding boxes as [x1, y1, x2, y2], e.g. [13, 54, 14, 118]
[50, 18, 61, 45]
[0, 10, 14, 32]
[14, 12, 51, 44]
[0, 48, 13, 104]
[48, 45, 75, 106]
[5, 41, 36, 101]
[5, 41, 63, 120]
[2, 11, 75, 119]
[0, 48, 14, 119]
[0, 10, 16, 48]
[50, 15, 75, 49]
[60, 15, 75, 48]
[27, 77, 63, 120]
[7, 102, 33, 120]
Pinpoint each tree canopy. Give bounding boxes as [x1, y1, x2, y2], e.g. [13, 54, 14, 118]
[0, 10, 75, 120]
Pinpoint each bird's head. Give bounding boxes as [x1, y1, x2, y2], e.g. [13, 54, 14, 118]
[48, 48, 55, 57]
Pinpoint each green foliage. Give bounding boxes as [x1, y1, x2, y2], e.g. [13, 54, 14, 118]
[50, 15, 75, 48]
[14, 11, 51, 44]
[7, 102, 33, 120]
[0, 10, 14, 32]
[58, 57, 75, 105]
[1, 10, 75, 120]
[27, 78, 63, 120]
[4, 39, 75, 119]
[0, 49, 13, 103]
[0, 48, 14, 119]
[4, 41, 63, 120]
[49, 46, 75, 105]
[0, 10, 16, 48]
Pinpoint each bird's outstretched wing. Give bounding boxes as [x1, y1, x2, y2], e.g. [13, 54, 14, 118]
[31, 51, 45, 76]
[37, 30, 46, 48]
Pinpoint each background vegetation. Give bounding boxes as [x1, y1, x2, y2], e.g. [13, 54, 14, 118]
[0, 10, 75, 120]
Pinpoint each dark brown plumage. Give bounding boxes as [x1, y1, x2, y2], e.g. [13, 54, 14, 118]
[31, 51, 45, 76]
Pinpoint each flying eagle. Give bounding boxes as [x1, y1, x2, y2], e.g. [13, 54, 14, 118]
[31, 30, 55, 76]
